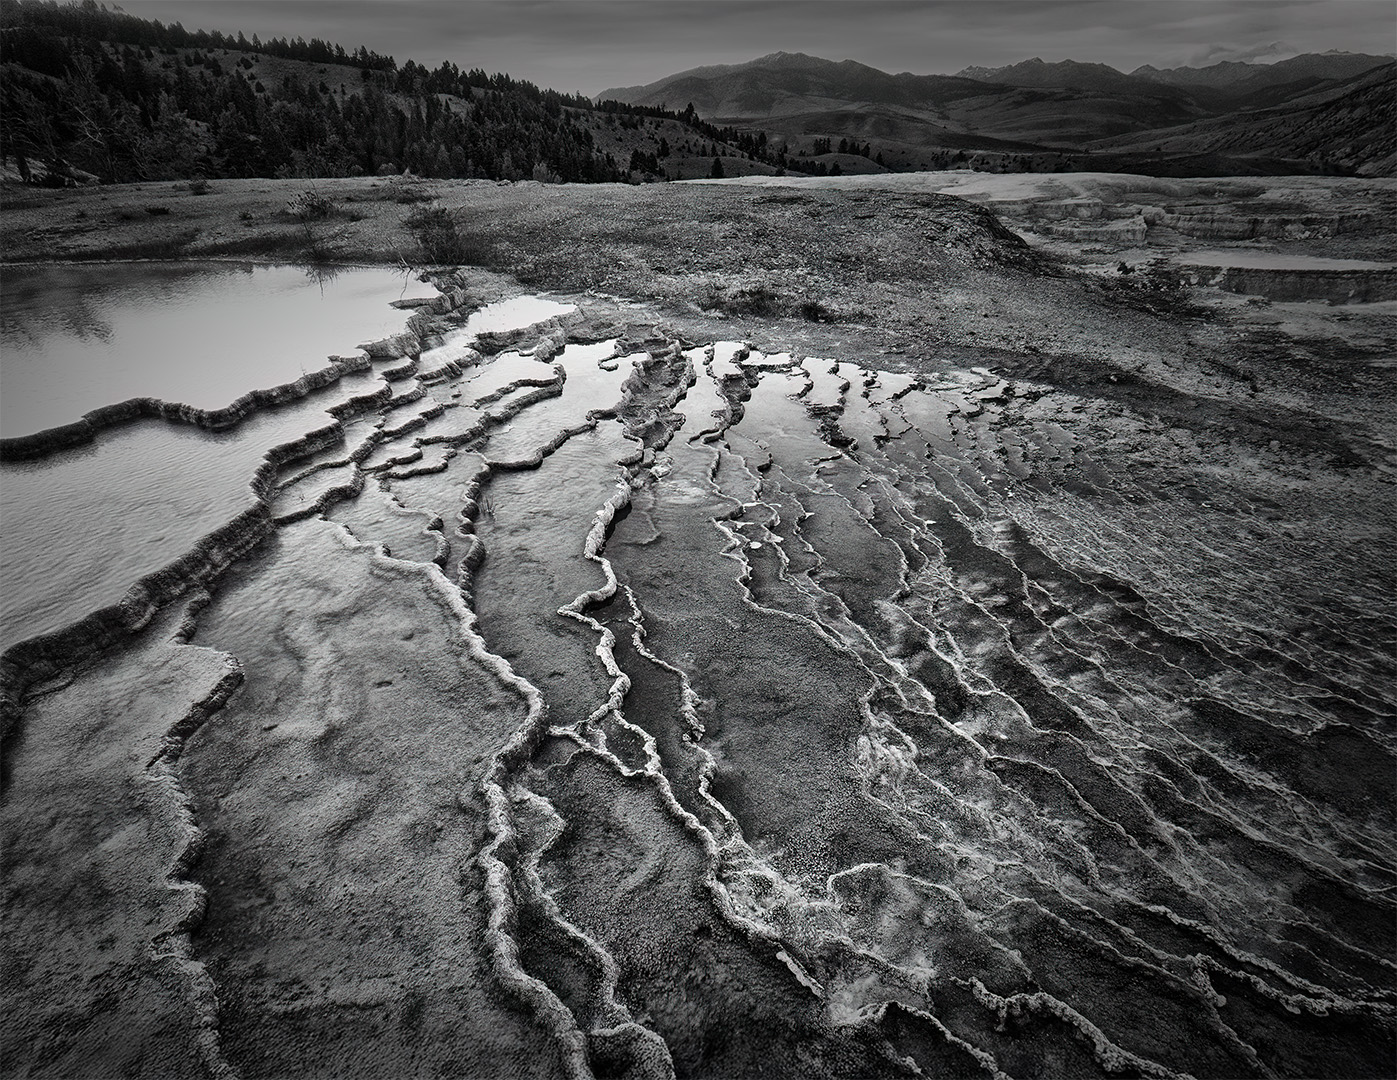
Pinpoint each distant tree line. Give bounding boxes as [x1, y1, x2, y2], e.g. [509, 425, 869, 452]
[808, 137, 875, 159]
[1, 0, 829, 185]
[0, 0, 396, 69]
[0, 1, 631, 182]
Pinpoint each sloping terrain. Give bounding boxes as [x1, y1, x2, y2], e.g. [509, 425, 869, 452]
[602, 51, 1396, 176]
[601, 51, 1004, 119]
[1132, 50, 1392, 93]
[716, 102, 1046, 155]
[1096, 65, 1397, 177]
[0, 0, 792, 185]
[941, 85, 1204, 147]
[603, 52, 1208, 150]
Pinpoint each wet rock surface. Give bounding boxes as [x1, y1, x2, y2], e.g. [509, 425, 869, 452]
[1, 186, 1394, 1080]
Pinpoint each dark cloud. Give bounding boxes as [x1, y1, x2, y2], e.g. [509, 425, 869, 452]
[116, 0, 1396, 93]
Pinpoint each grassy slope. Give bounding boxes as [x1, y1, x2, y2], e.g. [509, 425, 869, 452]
[1094, 67, 1397, 176]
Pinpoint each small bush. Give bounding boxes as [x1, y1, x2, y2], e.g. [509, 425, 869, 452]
[698, 282, 840, 322]
[390, 185, 436, 204]
[286, 189, 335, 221]
[406, 204, 479, 264]
[187, 178, 210, 195]
[723, 284, 780, 316]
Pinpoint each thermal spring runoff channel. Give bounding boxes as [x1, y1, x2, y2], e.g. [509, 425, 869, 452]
[1, 273, 1393, 1080]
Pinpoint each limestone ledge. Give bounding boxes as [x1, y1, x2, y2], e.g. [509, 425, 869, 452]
[0, 271, 479, 733]
[0, 505, 270, 739]
[0, 275, 473, 463]
[1176, 264, 1397, 303]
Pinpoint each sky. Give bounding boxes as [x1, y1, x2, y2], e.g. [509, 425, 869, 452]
[114, 0, 1397, 96]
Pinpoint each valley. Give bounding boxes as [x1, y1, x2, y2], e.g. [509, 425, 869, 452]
[602, 50, 1395, 177]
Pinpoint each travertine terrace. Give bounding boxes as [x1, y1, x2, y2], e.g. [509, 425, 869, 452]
[2, 174, 1394, 1079]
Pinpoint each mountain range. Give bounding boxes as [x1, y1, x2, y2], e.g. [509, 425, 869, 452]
[600, 50, 1394, 176]
[3, 0, 1390, 185]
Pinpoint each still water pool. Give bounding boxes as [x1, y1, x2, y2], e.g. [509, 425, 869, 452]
[0, 263, 577, 649]
[0, 262, 432, 438]
[0, 263, 430, 648]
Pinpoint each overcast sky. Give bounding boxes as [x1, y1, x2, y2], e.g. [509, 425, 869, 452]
[114, 0, 1397, 95]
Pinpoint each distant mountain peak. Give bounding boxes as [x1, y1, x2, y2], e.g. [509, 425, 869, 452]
[748, 51, 837, 67]
[953, 56, 1135, 89]
[1133, 50, 1392, 89]
[745, 51, 879, 73]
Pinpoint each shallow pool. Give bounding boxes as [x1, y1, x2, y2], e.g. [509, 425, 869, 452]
[0, 262, 432, 438]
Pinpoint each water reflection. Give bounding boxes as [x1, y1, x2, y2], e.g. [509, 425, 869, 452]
[0, 262, 433, 438]
[0, 269, 582, 650]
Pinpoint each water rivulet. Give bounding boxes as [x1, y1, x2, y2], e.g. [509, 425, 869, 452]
[2, 277, 1392, 1080]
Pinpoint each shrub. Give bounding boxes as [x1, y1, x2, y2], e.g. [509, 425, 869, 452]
[388, 182, 435, 204]
[406, 203, 478, 264]
[286, 188, 335, 221]
[699, 282, 782, 317]
[724, 284, 779, 315]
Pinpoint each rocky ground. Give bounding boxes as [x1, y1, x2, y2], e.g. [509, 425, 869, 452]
[0, 174, 1228, 364]
[2, 173, 1394, 1079]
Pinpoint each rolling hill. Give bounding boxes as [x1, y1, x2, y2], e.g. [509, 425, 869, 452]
[1132, 50, 1391, 93]
[1098, 63, 1397, 176]
[600, 51, 1395, 176]
[601, 52, 1011, 122]
[598, 51, 1212, 159]
[0, 0, 804, 185]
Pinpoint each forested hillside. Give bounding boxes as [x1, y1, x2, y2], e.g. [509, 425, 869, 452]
[0, 0, 800, 184]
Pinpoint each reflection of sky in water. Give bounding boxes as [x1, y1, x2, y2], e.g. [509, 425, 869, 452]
[0, 262, 433, 438]
[0, 403, 326, 649]
[0, 273, 579, 648]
